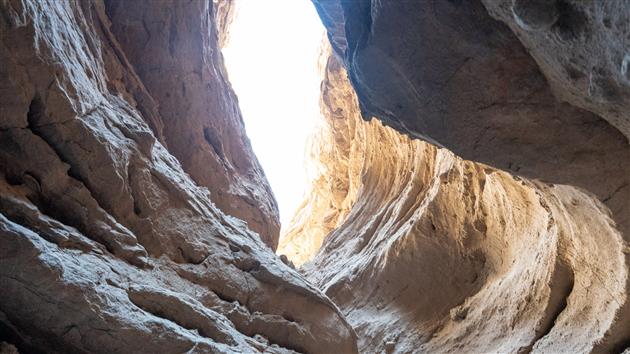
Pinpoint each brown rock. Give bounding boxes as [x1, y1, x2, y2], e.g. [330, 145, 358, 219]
[105, 0, 280, 249]
[282, 42, 629, 353]
[313, 0, 629, 237]
[2, 0, 629, 352]
[0, 342, 18, 354]
[0, 0, 356, 352]
[310, 3, 630, 349]
[484, 0, 630, 138]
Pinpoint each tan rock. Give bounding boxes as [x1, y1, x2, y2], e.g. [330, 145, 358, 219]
[0, 342, 18, 354]
[105, 0, 280, 249]
[0, 0, 356, 352]
[483, 0, 630, 139]
[2, 0, 629, 352]
[312, 0, 630, 238]
[283, 42, 629, 353]
[309, 2, 630, 350]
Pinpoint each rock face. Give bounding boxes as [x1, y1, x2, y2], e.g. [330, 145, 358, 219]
[278, 46, 361, 266]
[2, 0, 629, 353]
[304, 1, 629, 351]
[279, 42, 628, 353]
[104, 0, 280, 249]
[313, 0, 630, 238]
[0, 0, 356, 352]
[484, 0, 630, 139]
[282, 42, 629, 353]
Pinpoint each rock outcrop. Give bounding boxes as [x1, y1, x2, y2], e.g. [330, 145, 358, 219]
[0, 0, 356, 352]
[104, 0, 280, 249]
[281, 29, 629, 354]
[305, 1, 629, 351]
[2, 0, 629, 353]
[278, 45, 361, 267]
[484, 0, 630, 139]
[313, 0, 630, 238]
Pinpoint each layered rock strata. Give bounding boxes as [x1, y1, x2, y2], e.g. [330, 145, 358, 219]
[0, 0, 356, 352]
[304, 1, 630, 351]
[1, 0, 629, 352]
[281, 42, 629, 353]
[312, 0, 629, 237]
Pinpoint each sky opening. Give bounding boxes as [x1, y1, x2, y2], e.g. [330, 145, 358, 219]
[222, 0, 325, 227]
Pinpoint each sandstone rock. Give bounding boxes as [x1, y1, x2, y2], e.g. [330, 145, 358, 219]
[484, 0, 630, 139]
[282, 42, 629, 353]
[2, 0, 629, 352]
[0, 0, 356, 352]
[279, 43, 361, 266]
[0, 342, 18, 354]
[213, 0, 238, 48]
[105, 0, 280, 249]
[312, 0, 630, 238]
[309, 3, 630, 350]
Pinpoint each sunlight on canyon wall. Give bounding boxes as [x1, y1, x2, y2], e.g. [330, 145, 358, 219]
[280, 42, 628, 353]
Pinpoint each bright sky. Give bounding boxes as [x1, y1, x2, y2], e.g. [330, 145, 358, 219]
[222, 0, 325, 226]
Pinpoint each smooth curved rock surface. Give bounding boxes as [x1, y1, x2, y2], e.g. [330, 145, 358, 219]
[483, 0, 630, 139]
[282, 43, 629, 353]
[279, 45, 361, 267]
[313, 0, 629, 237]
[0, 0, 356, 352]
[308, 3, 630, 350]
[2, 0, 629, 352]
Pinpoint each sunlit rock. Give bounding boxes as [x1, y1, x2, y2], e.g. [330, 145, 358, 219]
[283, 41, 629, 353]
[1, 0, 628, 352]
[0, 0, 356, 352]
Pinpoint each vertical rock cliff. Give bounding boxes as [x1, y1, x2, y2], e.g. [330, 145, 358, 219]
[313, 0, 630, 238]
[0, 0, 356, 352]
[104, 0, 280, 249]
[304, 1, 629, 351]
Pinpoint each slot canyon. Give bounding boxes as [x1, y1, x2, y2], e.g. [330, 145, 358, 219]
[0, 0, 628, 353]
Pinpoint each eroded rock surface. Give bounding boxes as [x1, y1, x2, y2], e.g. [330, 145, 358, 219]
[279, 46, 361, 266]
[305, 2, 630, 351]
[484, 0, 630, 139]
[2, 0, 629, 352]
[313, 0, 630, 238]
[104, 0, 280, 249]
[0, 0, 356, 352]
[282, 42, 629, 353]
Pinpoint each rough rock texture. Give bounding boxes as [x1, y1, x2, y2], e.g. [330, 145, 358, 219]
[104, 0, 280, 249]
[0, 0, 356, 352]
[2, 0, 629, 352]
[0, 342, 18, 354]
[313, 0, 630, 238]
[283, 42, 629, 353]
[278, 46, 361, 266]
[213, 0, 238, 48]
[484, 0, 630, 139]
[306, 1, 630, 351]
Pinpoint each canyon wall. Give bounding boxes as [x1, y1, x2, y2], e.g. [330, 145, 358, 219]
[1, 0, 628, 353]
[0, 0, 356, 352]
[313, 0, 630, 238]
[281, 1, 630, 350]
[278, 45, 361, 266]
[104, 0, 280, 249]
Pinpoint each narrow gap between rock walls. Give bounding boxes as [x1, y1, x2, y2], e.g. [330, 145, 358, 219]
[222, 0, 326, 243]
